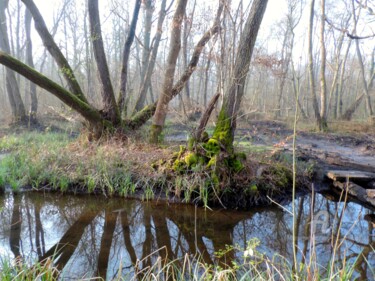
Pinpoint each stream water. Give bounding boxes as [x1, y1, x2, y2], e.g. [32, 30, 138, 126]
[0, 191, 374, 280]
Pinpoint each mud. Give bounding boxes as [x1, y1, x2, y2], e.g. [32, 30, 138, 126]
[239, 120, 375, 173]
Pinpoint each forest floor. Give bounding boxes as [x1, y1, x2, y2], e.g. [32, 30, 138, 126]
[237, 119, 375, 173]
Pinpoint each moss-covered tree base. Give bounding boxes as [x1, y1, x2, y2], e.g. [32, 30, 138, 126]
[154, 128, 311, 209]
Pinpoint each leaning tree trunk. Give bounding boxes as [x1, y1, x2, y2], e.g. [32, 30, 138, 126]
[0, 0, 26, 123]
[21, 0, 87, 104]
[0, 52, 104, 126]
[150, 0, 224, 143]
[212, 0, 268, 153]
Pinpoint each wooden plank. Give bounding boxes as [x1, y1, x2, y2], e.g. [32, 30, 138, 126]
[333, 181, 375, 207]
[326, 170, 375, 181]
[367, 189, 375, 198]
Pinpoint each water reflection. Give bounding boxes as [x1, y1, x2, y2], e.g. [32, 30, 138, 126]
[0, 192, 374, 280]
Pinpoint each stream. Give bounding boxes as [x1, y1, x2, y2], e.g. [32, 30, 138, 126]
[0, 191, 374, 280]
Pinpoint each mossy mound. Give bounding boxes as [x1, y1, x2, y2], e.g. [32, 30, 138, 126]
[154, 129, 312, 209]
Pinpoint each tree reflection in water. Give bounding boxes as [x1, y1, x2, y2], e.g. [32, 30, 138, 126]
[0, 192, 373, 280]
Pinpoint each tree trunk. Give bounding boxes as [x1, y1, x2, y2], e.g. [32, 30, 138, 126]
[307, 0, 322, 129]
[150, 0, 188, 143]
[318, 0, 328, 131]
[118, 0, 142, 115]
[140, 0, 153, 84]
[133, 0, 168, 113]
[25, 7, 38, 123]
[0, 51, 104, 126]
[213, 0, 268, 153]
[0, 0, 26, 122]
[150, 0, 224, 143]
[88, 0, 121, 124]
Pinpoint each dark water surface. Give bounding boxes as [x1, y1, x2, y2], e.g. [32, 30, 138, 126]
[0, 191, 374, 280]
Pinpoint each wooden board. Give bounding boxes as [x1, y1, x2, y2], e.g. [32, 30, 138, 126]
[333, 181, 375, 207]
[326, 170, 375, 181]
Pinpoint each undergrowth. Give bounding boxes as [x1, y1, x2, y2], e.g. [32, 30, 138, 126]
[0, 238, 368, 281]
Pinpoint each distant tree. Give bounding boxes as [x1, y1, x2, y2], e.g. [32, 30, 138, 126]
[0, 0, 27, 123]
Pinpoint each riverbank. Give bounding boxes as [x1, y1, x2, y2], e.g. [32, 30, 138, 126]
[1, 118, 374, 209]
[0, 123, 314, 209]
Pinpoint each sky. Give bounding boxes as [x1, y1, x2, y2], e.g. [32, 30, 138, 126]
[12, 0, 375, 64]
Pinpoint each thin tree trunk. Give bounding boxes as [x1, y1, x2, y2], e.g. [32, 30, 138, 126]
[0, 0, 26, 122]
[203, 51, 212, 107]
[25, 8, 38, 123]
[307, 0, 321, 129]
[150, 0, 224, 143]
[140, 0, 153, 83]
[133, 0, 168, 113]
[319, 0, 328, 131]
[88, 0, 120, 124]
[118, 0, 142, 115]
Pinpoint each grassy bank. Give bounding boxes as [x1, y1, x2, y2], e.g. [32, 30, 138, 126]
[0, 130, 312, 207]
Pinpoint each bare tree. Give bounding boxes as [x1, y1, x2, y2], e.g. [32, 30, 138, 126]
[0, 0, 26, 123]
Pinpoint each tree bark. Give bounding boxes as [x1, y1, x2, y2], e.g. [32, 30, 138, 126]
[118, 0, 142, 115]
[88, 0, 120, 124]
[25, 7, 38, 123]
[150, 0, 189, 143]
[150, 0, 224, 143]
[213, 0, 268, 152]
[318, 0, 328, 131]
[0, 0, 26, 122]
[21, 0, 87, 104]
[133, 0, 168, 113]
[307, 0, 322, 129]
[0, 51, 104, 126]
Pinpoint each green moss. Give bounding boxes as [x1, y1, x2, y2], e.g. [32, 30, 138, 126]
[184, 152, 198, 167]
[212, 110, 234, 152]
[206, 155, 217, 168]
[266, 165, 293, 189]
[203, 138, 220, 157]
[173, 159, 186, 172]
[187, 137, 196, 151]
[226, 157, 244, 173]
